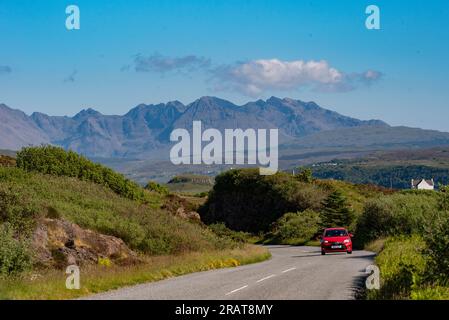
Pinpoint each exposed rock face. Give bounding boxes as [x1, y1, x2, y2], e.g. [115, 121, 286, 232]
[162, 194, 202, 223]
[32, 218, 139, 268]
[175, 207, 201, 222]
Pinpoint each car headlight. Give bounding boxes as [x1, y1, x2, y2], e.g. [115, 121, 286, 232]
[324, 240, 329, 243]
[344, 239, 350, 243]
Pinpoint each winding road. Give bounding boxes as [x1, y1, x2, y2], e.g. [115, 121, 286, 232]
[85, 246, 375, 300]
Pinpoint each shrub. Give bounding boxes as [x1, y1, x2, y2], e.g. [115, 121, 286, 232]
[208, 223, 250, 244]
[354, 193, 439, 248]
[199, 169, 326, 232]
[145, 181, 169, 196]
[16, 146, 149, 203]
[194, 191, 209, 198]
[0, 186, 38, 235]
[295, 168, 314, 183]
[271, 210, 321, 244]
[0, 224, 32, 276]
[368, 236, 427, 300]
[421, 210, 449, 285]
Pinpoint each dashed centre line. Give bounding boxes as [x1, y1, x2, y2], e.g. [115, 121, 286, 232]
[225, 285, 248, 295]
[281, 267, 296, 273]
[225, 267, 297, 296]
[256, 274, 276, 283]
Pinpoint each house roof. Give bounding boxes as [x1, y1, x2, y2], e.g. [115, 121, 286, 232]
[412, 179, 434, 187]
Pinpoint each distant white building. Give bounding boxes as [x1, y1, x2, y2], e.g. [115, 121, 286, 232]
[411, 179, 435, 190]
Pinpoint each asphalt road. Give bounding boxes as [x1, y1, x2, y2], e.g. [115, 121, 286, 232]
[85, 246, 375, 300]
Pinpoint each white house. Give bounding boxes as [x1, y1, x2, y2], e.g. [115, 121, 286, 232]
[411, 178, 435, 190]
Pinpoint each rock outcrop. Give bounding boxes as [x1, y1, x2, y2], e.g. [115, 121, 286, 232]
[32, 218, 139, 268]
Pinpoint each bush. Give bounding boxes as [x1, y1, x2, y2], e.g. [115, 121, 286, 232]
[208, 223, 250, 244]
[354, 193, 439, 248]
[0, 186, 38, 235]
[16, 146, 149, 203]
[271, 210, 321, 245]
[368, 236, 427, 300]
[0, 224, 32, 276]
[145, 181, 169, 196]
[421, 210, 449, 285]
[199, 169, 326, 232]
[295, 168, 314, 183]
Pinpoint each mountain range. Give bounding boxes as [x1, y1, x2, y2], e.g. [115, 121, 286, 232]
[1, 96, 449, 161]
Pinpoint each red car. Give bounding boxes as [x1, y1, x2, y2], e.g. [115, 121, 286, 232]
[320, 228, 353, 255]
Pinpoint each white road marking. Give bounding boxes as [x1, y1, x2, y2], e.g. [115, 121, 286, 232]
[225, 285, 248, 295]
[256, 274, 276, 283]
[281, 267, 296, 273]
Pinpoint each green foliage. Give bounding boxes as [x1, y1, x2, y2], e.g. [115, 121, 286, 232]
[0, 224, 32, 276]
[421, 210, 449, 285]
[145, 181, 169, 196]
[367, 236, 427, 300]
[320, 190, 354, 229]
[271, 210, 321, 244]
[360, 190, 449, 299]
[208, 223, 250, 245]
[0, 166, 237, 258]
[16, 146, 149, 203]
[194, 191, 209, 198]
[438, 184, 449, 210]
[199, 169, 326, 233]
[411, 286, 449, 300]
[0, 186, 38, 235]
[311, 163, 449, 189]
[295, 168, 314, 183]
[354, 192, 439, 248]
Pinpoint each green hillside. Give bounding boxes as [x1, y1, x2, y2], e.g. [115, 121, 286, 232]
[0, 147, 269, 299]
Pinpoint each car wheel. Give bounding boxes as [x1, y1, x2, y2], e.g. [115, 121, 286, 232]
[347, 250, 352, 254]
[321, 251, 325, 255]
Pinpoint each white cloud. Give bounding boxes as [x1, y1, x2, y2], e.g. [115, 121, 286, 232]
[212, 59, 382, 96]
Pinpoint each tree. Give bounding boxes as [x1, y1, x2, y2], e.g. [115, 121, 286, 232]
[320, 190, 354, 228]
[199, 168, 326, 232]
[295, 168, 314, 183]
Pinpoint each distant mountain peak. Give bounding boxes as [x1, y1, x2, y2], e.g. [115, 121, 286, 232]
[73, 108, 102, 119]
[194, 96, 230, 105]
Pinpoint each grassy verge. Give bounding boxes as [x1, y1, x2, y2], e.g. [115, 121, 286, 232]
[366, 236, 449, 300]
[0, 245, 270, 300]
[363, 238, 386, 254]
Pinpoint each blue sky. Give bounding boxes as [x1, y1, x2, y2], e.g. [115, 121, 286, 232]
[0, 0, 448, 131]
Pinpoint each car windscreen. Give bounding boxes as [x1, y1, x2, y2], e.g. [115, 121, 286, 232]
[325, 230, 348, 237]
